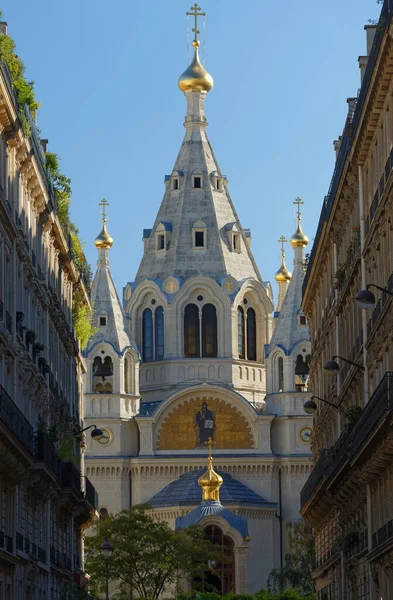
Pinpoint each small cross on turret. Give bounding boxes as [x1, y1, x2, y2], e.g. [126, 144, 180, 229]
[294, 197, 304, 222]
[99, 198, 110, 223]
[278, 235, 287, 259]
[186, 3, 206, 43]
[204, 436, 214, 458]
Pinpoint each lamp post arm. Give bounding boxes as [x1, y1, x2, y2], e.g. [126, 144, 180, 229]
[311, 396, 340, 409]
[77, 424, 98, 434]
[366, 284, 393, 297]
[332, 356, 365, 371]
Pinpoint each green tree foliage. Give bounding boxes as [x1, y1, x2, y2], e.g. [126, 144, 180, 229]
[267, 521, 315, 596]
[0, 20, 39, 133]
[165, 590, 315, 600]
[85, 506, 223, 600]
[72, 287, 97, 350]
[45, 152, 72, 229]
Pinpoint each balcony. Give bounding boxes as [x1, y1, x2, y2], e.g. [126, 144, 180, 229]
[372, 519, 393, 550]
[0, 385, 34, 453]
[34, 430, 64, 480]
[301, 372, 393, 510]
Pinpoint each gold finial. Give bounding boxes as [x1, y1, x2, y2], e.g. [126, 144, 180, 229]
[290, 197, 309, 248]
[198, 437, 223, 501]
[94, 198, 114, 249]
[275, 235, 292, 282]
[178, 4, 214, 93]
[186, 3, 206, 46]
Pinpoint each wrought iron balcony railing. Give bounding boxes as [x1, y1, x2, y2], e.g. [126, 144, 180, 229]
[0, 385, 34, 453]
[85, 476, 99, 509]
[301, 372, 393, 509]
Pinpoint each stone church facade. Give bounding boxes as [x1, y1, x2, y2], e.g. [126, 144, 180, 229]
[83, 11, 313, 593]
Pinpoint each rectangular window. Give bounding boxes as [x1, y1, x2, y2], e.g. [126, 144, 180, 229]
[158, 234, 165, 250]
[233, 234, 239, 250]
[193, 177, 201, 189]
[300, 315, 307, 325]
[172, 179, 179, 190]
[99, 317, 106, 327]
[216, 179, 220, 190]
[195, 231, 204, 247]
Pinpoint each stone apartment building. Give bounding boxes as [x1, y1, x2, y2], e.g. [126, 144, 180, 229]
[301, 3, 393, 598]
[0, 25, 98, 600]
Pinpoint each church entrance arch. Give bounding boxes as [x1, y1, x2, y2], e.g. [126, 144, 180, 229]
[194, 525, 235, 594]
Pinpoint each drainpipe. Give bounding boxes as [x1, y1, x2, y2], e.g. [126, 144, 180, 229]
[358, 164, 369, 405]
[278, 468, 283, 568]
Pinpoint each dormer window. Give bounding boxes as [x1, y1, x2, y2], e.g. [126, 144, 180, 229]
[192, 169, 203, 189]
[169, 170, 183, 192]
[225, 222, 241, 253]
[192, 220, 207, 249]
[299, 315, 307, 326]
[193, 176, 201, 188]
[155, 221, 172, 252]
[195, 231, 204, 247]
[210, 170, 225, 192]
[216, 179, 221, 190]
[172, 178, 179, 191]
[99, 316, 107, 327]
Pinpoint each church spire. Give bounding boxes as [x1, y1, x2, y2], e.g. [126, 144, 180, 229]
[198, 438, 223, 501]
[94, 199, 114, 251]
[178, 4, 213, 94]
[274, 236, 291, 312]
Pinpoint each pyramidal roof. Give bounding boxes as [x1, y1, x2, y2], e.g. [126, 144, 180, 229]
[267, 243, 309, 356]
[86, 232, 137, 356]
[135, 44, 262, 284]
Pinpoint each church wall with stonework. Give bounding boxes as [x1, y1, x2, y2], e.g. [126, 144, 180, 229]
[83, 17, 313, 594]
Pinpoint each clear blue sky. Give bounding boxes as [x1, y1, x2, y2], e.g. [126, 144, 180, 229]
[2, 0, 377, 300]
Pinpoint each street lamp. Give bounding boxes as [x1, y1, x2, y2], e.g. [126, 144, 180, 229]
[304, 396, 341, 415]
[323, 355, 365, 376]
[74, 424, 104, 442]
[355, 283, 393, 309]
[100, 536, 114, 600]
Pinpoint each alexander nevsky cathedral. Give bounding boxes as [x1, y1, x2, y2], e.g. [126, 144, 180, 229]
[83, 5, 313, 594]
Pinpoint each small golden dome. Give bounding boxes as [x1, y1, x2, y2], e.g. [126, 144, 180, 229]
[94, 221, 114, 249]
[290, 222, 309, 248]
[275, 260, 292, 283]
[178, 41, 214, 93]
[198, 456, 223, 501]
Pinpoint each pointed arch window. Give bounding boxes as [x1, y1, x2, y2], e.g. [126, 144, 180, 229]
[278, 356, 284, 391]
[202, 303, 217, 358]
[155, 306, 164, 361]
[237, 306, 245, 359]
[184, 304, 200, 358]
[246, 307, 256, 361]
[142, 308, 153, 362]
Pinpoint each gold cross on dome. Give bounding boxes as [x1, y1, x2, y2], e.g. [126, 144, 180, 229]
[294, 197, 304, 221]
[186, 3, 206, 42]
[224, 280, 233, 293]
[166, 280, 177, 294]
[204, 436, 214, 458]
[99, 198, 110, 222]
[278, 235, 287, 258]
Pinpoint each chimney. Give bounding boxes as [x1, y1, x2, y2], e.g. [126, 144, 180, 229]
[358, 25, 377, 85]
[0, 22, 8, 35]
[40, 139, 48, 153]
[333, 137, 342, 160]
[365, 25, 377, 55]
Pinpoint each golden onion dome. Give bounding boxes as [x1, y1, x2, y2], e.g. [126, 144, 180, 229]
[178, 41, 214, 93]
[290, 222, 309, 248]
[94, 221, 114, 249]
[198, 456, 223, 501]
[275, 260, 292, 283]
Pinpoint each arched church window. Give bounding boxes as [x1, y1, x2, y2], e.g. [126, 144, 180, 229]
[295, 354, 310, 391]
[184, 304, 200, 358]
[124, 357, 129, 393]
[202, 304, 217, 358]
[278, 356, 284, 392]
[246, 307, 256, 361]
[155, 306, 164, 361]
[142, 308, 153, 362]
[193, 525, 235, 594]
[237, 306, 245, 359]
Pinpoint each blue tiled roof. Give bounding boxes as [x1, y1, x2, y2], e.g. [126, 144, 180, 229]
[138, 401, 161, 416]
[176, 500, 249, 539]
[147, 469, 276, 508]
